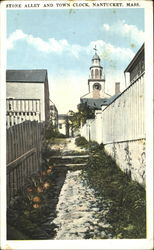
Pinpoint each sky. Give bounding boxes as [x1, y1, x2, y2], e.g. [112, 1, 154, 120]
[7, 8, 144, 113]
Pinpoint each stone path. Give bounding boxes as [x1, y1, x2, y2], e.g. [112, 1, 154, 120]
[52, 170, 110, 239]
[49, 138, 110, 240]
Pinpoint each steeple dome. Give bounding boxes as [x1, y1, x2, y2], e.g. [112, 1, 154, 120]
[92, 52, 100, 61]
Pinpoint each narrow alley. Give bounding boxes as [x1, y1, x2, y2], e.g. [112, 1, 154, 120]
[7, 137, 146, 240]
[47, 138, 110, 239]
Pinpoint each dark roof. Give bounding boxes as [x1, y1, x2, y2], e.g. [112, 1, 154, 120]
[80, 94, 120, 109]
[81, 98, 110, 109]
[6, 70, 47, 83]
[124, 44, 144, 73]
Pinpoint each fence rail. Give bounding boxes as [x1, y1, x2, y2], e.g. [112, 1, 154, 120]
[7, 121, 44, 204]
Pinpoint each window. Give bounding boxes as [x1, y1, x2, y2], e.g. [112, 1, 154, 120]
[93, 83, 101, 90]
[59, 124, 62, 129]
[9, 104, 12, 110]
[91, 69, 94, 79]
[95, 69, 99, 78]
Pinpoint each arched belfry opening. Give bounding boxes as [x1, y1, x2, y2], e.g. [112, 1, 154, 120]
[80, 45, 111, 110]
[88, 45, 105, 96]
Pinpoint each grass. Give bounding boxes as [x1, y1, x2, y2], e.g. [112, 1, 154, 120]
[81, 140, 146, 239]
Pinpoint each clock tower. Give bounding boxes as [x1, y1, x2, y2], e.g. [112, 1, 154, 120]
[80, 45, 111, 109]
[88, 46, 105, 98]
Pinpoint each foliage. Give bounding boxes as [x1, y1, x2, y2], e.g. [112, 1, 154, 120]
[45, 118, 67, 140]
[7, 225, 29, 240]
[7, 164, 57, 240]
[81, 143, 146, 239]
[45, 126, 66, 140]
[75, 136, 88, 148]
[70, 103, 98, 130]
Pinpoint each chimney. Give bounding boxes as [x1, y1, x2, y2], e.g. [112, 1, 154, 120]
[115, 82, 120, 95]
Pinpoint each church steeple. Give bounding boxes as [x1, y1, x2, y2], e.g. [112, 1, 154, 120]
[88, 46, 105, 95]
[80, 45, 111, 107]
[89, 46, 105, 80]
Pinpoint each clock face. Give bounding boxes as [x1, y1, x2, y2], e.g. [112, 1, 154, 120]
[93, 83, 101, 90]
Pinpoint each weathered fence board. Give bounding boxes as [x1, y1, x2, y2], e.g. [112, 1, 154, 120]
[7, 121, 43, 204]
[80, 74, 146, 184]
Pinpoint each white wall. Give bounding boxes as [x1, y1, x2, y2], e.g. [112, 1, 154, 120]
[7, 82, 45, 121]
[101, 74, 145, 144]
[6, 99, 41, 128]
[105, 139, 145, 185]
[80, 73, 145, 184]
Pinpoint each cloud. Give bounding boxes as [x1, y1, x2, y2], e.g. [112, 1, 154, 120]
[103, 24, 110, 31]
[89, 40, 135, 64]
[7, 29, 133, 60]
[7, 29, 27, 49]
[7, 29, 83, 58]
[102, 20, 144, 45]
[7, 29, 135, 69]
[7, 30, 135, 113]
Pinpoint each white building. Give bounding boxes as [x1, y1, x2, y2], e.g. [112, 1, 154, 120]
[58, 114, 67, 136]
[58, 112, 73, 137]
[6, 70, 50, 128]
[80, 47, 120, 109]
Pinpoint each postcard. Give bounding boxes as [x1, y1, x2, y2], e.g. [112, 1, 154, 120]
[0, 0, 153, 249]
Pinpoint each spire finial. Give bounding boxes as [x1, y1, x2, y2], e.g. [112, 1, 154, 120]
[93, 45, 97, 54]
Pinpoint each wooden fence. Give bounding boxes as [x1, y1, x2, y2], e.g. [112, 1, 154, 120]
[7, 121, 44, 204]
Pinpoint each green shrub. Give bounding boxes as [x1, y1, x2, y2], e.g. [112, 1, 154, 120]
[75, 136, 88, 148]
[81, 144, 146, 239]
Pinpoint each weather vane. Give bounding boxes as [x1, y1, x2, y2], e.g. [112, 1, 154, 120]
[93, 45, 97, 53]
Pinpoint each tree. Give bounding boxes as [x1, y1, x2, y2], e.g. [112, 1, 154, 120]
[70, 103, 97, 131]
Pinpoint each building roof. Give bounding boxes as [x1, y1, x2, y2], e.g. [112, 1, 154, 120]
[124, 44, 144, 73]
[81, 91, 111, 99]
[92, 53, 100, 61]
[81, 94, 120, 109]
[6, 70, 47, 83]
[81, 98, 109, 109]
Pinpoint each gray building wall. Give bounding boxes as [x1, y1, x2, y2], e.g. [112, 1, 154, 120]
[7, 82, 45, 121]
